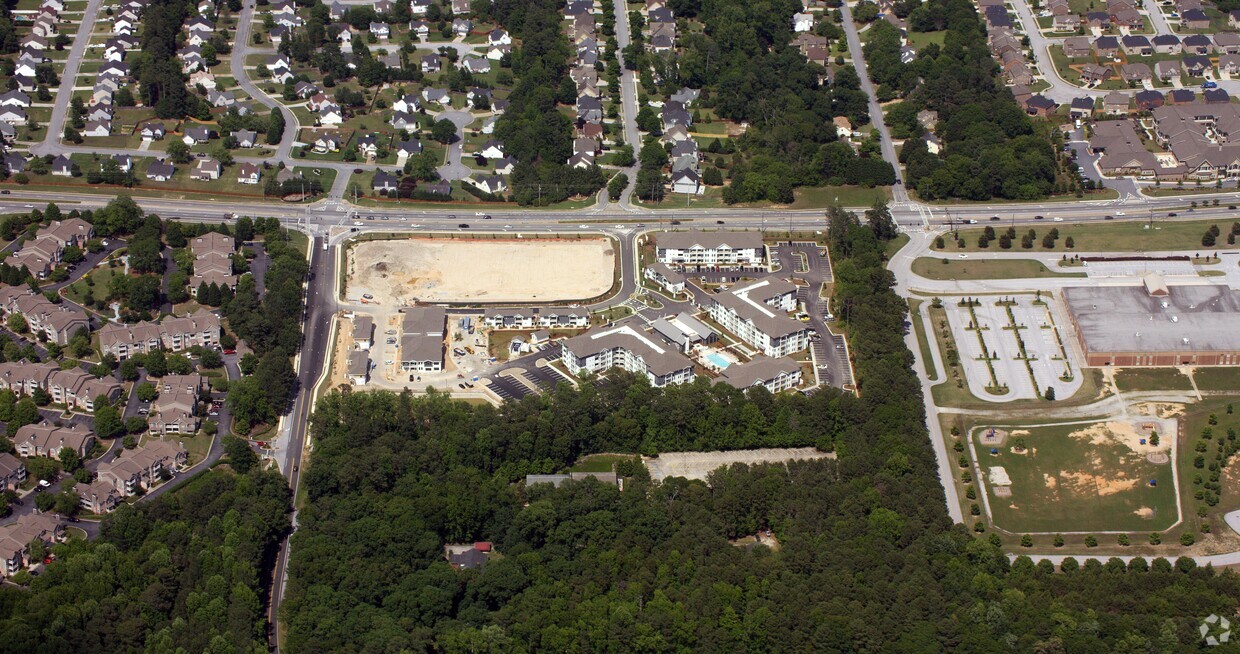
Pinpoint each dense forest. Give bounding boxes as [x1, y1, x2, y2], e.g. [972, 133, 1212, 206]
[881, 0, 1057, 201]
[281, 204, 1240, 652]
[638, 0, 893, 203]
[491, 0, 606, 205]
[0, 468, 291, 654]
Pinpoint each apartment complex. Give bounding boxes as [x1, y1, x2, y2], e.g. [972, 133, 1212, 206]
[149, 391, 199, 435]
[96, 440, 188, 496]
[0, 452, 26, 491]
[654, 231, 764, 268]
[707, 278, 810, 357]
[6, 218, 93, 279]
[189, 231, 236, 295]
[0, 360, 122, 411]
[98, 309, 221, 359]
[0, 514, 64, 577]
[14, 423, 95, 460]
[71, 478, 124, 513]
[400, 306, 446, 372]
[644, 262, 686, 294]
[1092, 103, 1240, 181]
[717, 356, 803, 393]
[482, 306, 591, 330]
[561, 321, 695, 387]
[0, 286, 90, 345]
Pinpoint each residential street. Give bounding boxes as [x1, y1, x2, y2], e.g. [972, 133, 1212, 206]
[838, 6, 907, 205]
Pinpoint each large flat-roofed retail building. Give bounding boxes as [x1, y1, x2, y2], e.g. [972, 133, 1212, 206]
[1063, 282, 1240, 366]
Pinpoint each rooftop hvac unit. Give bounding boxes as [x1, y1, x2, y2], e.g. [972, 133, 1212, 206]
[1183, 337, 1191, 345]
[1171, 316, 1179, 322]
[1161, 301, 1169, 308]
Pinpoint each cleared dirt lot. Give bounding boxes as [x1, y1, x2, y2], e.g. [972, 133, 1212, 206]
[645, 448, 837, 483]
[347, 237, 615, 304]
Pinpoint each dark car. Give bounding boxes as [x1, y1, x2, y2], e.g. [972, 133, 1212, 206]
[671, 220, 681, 225]
[990, 216, 1000, 221]
[1104, 215, 1114, 220]
[716, 220, 725, 224]
[1034, 215, 1044, 220]
[458, 223, 469, 228]
[1168, 212, 1178, 217]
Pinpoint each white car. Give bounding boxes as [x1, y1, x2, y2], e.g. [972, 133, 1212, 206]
[1052, 217, 1063, 222]
[579, 224, 589, 229]
[957, 254, 968, 259]
[353, 221, 363, 226]
[37, 479, 50, 488]
[1115, 212, 1126, 216]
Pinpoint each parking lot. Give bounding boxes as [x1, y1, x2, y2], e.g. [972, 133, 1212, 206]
[944, 298, 1084, 402]
[1083, 260, 1198, 278]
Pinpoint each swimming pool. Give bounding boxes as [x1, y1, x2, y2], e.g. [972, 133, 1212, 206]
[705, 352, 732, 369]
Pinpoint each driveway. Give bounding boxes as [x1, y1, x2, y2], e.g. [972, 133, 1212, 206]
[435, 110, 476, 182]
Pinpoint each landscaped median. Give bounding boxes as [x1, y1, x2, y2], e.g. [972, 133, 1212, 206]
[1, 154, 334, 201]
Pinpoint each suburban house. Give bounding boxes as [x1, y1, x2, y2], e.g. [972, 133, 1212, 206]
[347, 350, 369, 386]
[236, 162, 261, 184]
[190, 157, 222, 181]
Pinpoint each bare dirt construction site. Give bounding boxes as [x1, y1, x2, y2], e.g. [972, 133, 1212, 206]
[645, 448, 837, 483]
[346, 237, 616, 304]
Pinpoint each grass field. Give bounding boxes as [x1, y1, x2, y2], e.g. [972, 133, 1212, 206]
[567, 453, 634, 473]
[911, 257, 1087, 280]
[980, 420, 1178, 533]
[63, 264, 122, 306]
[1113, 367, 1194, 392]
[939, 218, 1239, 252]
[791, 185, 891, 209]
[1191, 368, 1240, 392]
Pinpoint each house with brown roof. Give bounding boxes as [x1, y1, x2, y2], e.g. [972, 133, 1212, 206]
[148, 392, 199, 435]
[1121, 62, 1152, 83]
[1063, 36, 1091, 58]
[0, 514, 63, 577]
[71, 478, 123, 513]
[97, 440, 188, 496]
[14, 423, 94, 460]
[0, 453, 26, 491]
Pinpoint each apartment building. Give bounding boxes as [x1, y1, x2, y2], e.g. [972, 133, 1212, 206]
[97, 440, 188, 496]
[0, 453, 26, 491]
[561, 321, 695, 387]
[654, 231, 764, 268]
[482, 307, 591, 330]
[0, 514, 64, 577]
[0, 286, 90, 345]
[352, 315, 373, 350]
[71, 478, 124, 513]
[14, 423, 95, 460]
[189, 231, 236, 295]
[6, 218, 94, 279]
[400, 306, 446, 372]
[148, 392, 199, 435]
[707, 278, 810, 357]
[717, 356, 803, 393]
[0, 360, 121, 411]
[644, 262, 686, 294]
[98, 309, 221, 360]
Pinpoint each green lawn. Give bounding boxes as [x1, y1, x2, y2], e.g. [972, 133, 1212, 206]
[908, 299, 937, 381]
[1113, 367, 1194, 392]
[1191, 368, 1240, 393]
[905, 30, 946, 51]
[938, 218, 1236, 252]
[978, 420, 1179, 533]
[790, 185, 892, 209]
[567, 453, 635, 473]
[911, 257, 1086, 280]
[63, 264, 122, 306]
